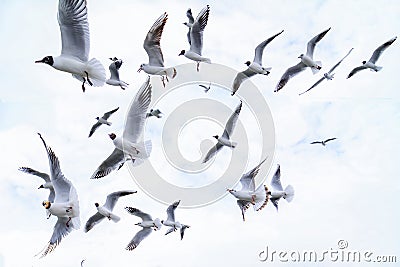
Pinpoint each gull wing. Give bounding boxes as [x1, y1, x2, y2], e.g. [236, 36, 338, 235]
[347, 65, 367, 79]
[270, 164, 283, 191]
[84, 212, 105, 233]
[202, 143, 223, 163]
[125, 228, 152, 251]
[306, 27, 331, 59]
[18, 167, 50, 183]
[239, 158, 267, 192]
[39, 217, 74, 258]
[144, 12, 168, 67]
[275, 62, 307, 92]
[324, 137, 337, 143]
[186, 8, 194, 24]
[369, 36, 397, 64]
[166, 200, 180, 222]
[189, 5, 210, 55]
[253, 30, 284, 65]
[104, 190, 137, 211]
[102, 107, 119, 120]
[327, 48, 354, 74]
[299, 76, 325, 95]
[58, 0, 90, 61]
[180, 225, 190, 240]
[310, 141, 323, 144]
[88, 122, 102, 138]
[108, 61, 121, 81]
[236, 200, 250, 221]
[222, 101, 242, 139]
[90, 148, 125, 179]
[125, 207, 153, 221]
[232, 69, 257, 95]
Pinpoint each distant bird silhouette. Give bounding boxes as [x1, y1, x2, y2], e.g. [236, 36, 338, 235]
[310, 138, 337, 146]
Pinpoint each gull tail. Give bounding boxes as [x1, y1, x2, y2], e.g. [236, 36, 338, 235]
[154, 218, 162, 230]
[231, 142, 238, 148]
[85, 58, 106, 86]
[106, 122, 112, 126]
[164, 67, 177, 79]
[374, 66, 383, 72]
[71, 216, 81, 230]
[311, 61, 322, 74]
[254, 185, 269, 211]
[109, 213, 121, 223]
[283, 185, 295, 203]
[138, 140, 152, 158]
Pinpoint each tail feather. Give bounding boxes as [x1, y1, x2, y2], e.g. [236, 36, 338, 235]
[311, 61, 322, 74]
[141, 140, 152, 158]
[375, 66, 383, 72]
[109, 213, 120, 223]
[153, 218, 162, 230]
[231, 142, 237, 148]
[86, 58, 106, 86]
[254, 185, 269, 211]
[165, 67, 177, 79]
[284, 185, 295, 203]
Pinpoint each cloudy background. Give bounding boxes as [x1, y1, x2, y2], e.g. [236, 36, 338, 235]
[0, 0, 399, 266]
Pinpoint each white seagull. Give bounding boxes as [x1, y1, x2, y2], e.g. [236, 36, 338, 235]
[88, 107, 119, 138]
[138, 12, 177, 87]
[90, 77, 152, 179]
[232, 30, 284, 96]
[84, 190, 137, 233]
[203, 101, 242, 163]
[106, 57, 129, 90]
[275, 28, 331, 92]
[161, 200, 190, 240]
[299, 48, 353, 95]
[310, 137, 337, 146]
[125, 207, 162, 250]
[179, 5, 211, 72]
[227, 158, 269, 221]
[146, 108, 163, 118]
[347, 36, 397, 79]
[36, 133, 80, 258]
[35, 0, 106, 92]
[199, 82, 211, 93]
[269, 164, 294, 211]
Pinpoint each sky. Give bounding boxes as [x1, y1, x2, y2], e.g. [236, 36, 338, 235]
[0, 0, 399, 266]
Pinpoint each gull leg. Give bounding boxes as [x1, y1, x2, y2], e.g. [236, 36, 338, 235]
[197, 62, 200, 72]
[165, 75, 169, 82]
[161, 76, 166, 88]
[82, 78, 86, 92]
[66, 217, 72, 228]
[251, 195, 255, 205]
[85, 71, 93, 86]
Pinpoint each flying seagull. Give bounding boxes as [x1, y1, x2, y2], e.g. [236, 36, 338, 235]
[179, 5, 211, 72]
[203, 101, 242, 163]
[106, 57, 128, 90]
[227, 158, 269, 221]
[36, 133, 80, 258]
[347, 36, 397, 79]
[299, 48, 353, 95]
[275, 28, 331, 92]
[84, 190, 137, 233]
[232, 30, 284, 96]
[161, 200, 190, 240]
[269, 164, 294, 211]
[146, 109, 163, 118]
[125, 207, 162, 250]
[35, 0, 106, 92]
[90, 77, 152, 179]
[183, 8, 194, 45]
[138, 12, 177, 87]
[310, 137, 337, 146]
[199, 82, 211, 93]
[88, 107, 119, 138]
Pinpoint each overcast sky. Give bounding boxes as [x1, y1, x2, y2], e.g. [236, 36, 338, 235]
[0, 0, 399, 266]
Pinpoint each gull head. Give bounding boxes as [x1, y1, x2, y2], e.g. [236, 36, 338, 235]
[38, 184, 44, 189]
[362, 60, 367, 64]
[109, 57, 118, 61]
[42, 201, 51, 209]
[35, 56, 54, 66]
[183, 22, 192, 28]
[244, 61, 251, 66]
[108, 133, 116, 140]
[298, 54, 304, 59]
[213, 135, 219, 140]
[137, 64, 145, 73]
[160, 220, 164, 224]
[226, 188, 235, 193]
[179, 50, 186, 56]
[95, 117, 99, 120]
[95, 203, 99, 208]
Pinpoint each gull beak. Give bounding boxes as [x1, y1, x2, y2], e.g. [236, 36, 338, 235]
[35, 59, 44, 63]
[137, 67, 142, 73]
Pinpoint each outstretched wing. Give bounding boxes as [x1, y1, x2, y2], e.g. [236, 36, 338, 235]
[253, 30, 284, 64]
[327, 48, 353, 74]
[189, 5, 210, 55]
[125, 228, 152, 251]
[240, 157, 267, 192]
[347, 66, 367, 79]
[202, 143, 223, 163]
[275, 62, 307, 92]
[369, 36, 397, 64]
[39, 217, 74, 258]
[102, 107, 119, 120]
[18, 167, 50, 183]
[144, 12, 168, 67]
[166, 200, 180, 222]
[270, 164, 283, 191]
[231, 69, 257, 95]
[90, 148, 125, 179]
[125, 207, 153, 221]
[299, 76, 325, 96]
[104, 190, 137, 211]
[84, 212, 105, 233]
[222, 101, 242, 139]
[306, 27, 331, 59]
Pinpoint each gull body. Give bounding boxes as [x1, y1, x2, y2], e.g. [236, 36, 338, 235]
[106, 58, 128, 90]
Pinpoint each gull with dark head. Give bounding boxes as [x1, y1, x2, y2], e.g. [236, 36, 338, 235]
[310, 137, 337, 146]
[88, 107, 119, 138]
[203, 101, 242, 163]
[232, 30, 284, 95]
[347, 37, 397, 79]
[146, 108, 163, 118]
[269, 164, 294, 211]
[125, 207, 162, 251]
[161, 200, 190, 240]
[106, 57, 128, 90]
[84, 190, 137, 233]
[91, 78, 152, 179]
[179, 5, 211, 72]
[35, 133, 80, 258]
[275, 28, 331, 92]
[138, 12, 177, 87]
[35, 0, 106, 92]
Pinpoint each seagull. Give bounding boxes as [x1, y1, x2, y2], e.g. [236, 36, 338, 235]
[347, 36, 397, 79]
[269, 164, 294, 211]
[90, 77, 152, 179]
[227, 158, 269, 221]
[179, 5, 211, 72]
[138, 12, 177, 87]
[84, 190, 137, 233]
[161, 200, 190, 240]
[310, 137, 337, 146]
[203, 101, 242, 163]
[36, 133, 80, 258]
[88, 107, 119, 138]
[299, 48, 354, 95]
[125, 207, 162, 250]
[232, 30, 284, 96]
[275, 28, 331, 92]
[81, 259, 85, 267]
[35, 0, 106, 92]
[199, 82, 211, 93]
[106, 57, 129, 90]
[146, 109, 163, 118]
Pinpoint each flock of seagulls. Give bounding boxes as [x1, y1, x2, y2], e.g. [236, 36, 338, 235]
[21, 0, 396, 260]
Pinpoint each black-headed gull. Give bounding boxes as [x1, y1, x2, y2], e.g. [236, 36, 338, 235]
[91, 78, 152, 179]
[146, 108, 163, 118]
[88, 107, 119, 138]
[161, 200, 190, 240]
[36, 133, 80, 258]
[203, 101, 242, 163]
[275, 28, 331, 92]
[269, 164, 294, 211]
[232, 30, 284, 95]
[138, 12, 177, 87]
[199, 82, 211, 93]
[310, 137, 337, 146]
[84, 190, 137, 233]
[106, 57, 128, 90]
[35, 0, 106, 92]
[125, 207, 162, 250]
[300, 48, 353, 95]
[347, 37, 397, 79]
[227, 158, 269, 221]
[179, 5, 211, 72]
